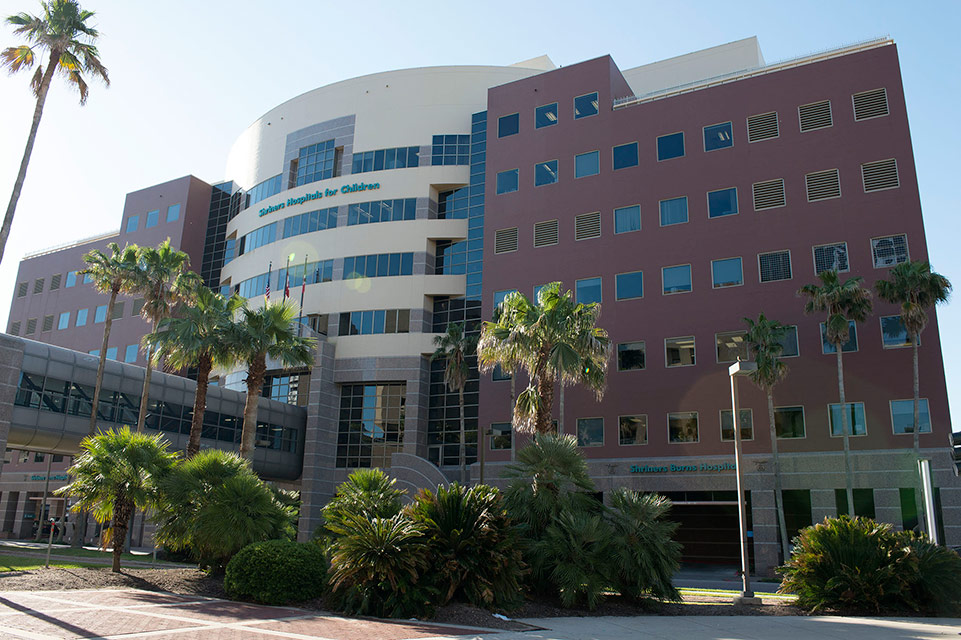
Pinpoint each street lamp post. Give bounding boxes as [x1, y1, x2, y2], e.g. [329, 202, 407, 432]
[729, 359, 761, 605]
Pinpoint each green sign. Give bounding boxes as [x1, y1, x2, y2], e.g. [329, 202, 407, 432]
[29, 474, 68, 481]
[258, 181, 381, 217]
[630, 461, 736, 474]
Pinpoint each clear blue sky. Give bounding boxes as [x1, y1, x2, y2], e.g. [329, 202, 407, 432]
[1, 0, 958, 427]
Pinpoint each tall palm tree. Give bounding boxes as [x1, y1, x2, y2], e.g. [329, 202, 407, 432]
[743, 313, 791, 562]
[1, 0, 109, 265]
[56, 426, 177, 572]
[477, 282, 611, 435]
[145, 284, 243, 457]
[81, 242, 140, 435]
[799, 270, 872, 513]
[876, 260, 951, 532]
[431, 322, 478, 480]
[131, 240, 198, 432]
[230, 301, 315, 459]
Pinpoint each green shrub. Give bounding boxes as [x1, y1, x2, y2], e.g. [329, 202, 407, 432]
[409, 483, 526, 611]
[607, 489, 682, 602]
[321, 469, 404, 540]
[902, 533, 961, 615]
[535, 510, 612, 610]
[224, 540, 327, 605]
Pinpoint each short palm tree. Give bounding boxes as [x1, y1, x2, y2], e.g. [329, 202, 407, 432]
[81, 242, 140, 435]
[431, 322, 478, 479]
[477, 282, 611, 435]
[743, 313, 791, 561]
[230, 301, 315, 459]
[145, 284, 243, 457]
[799, 271, 872, 513]
[56, 426, 177, 572]
[1, 0, 109, 265]
[131, 240, 198, 431]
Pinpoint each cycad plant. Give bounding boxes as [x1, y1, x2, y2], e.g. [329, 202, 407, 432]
[607, 489, 681, 602]
[536, 509, 612, 610]
[321, 468, 405, 540]
[799, 271, 872, 512]
[430, 322, 478, 479]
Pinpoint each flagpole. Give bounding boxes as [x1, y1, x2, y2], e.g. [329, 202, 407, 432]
[284, 253, 292, 300]
[298, 254, 308, 336]
[265, 261, 272, 302]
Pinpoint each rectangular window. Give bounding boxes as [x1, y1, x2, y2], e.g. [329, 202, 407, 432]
[574, 151, 599, 178]
[821, 321, 858, 353]
[94, 305, 107, 323]
[656, 132, 685, 161]
[132, 298, 144, 317]
[492, 364, 512, 382]
[758, 250, 792, 282]
[753, 178, 786, 210]
[619, 415, 648, 445]
[124, 344, 138, 363]
[720, 408, 753, 441]
[493, 289, 517, 309]
[145, 209, 160, 228]
[861, 158, 899, 192]
[9, 321, 20, 335]
[779, 325, 800, 357]
[711, 257, 743, 288]
[799, 100, 833, 132]
[659, 196, 688, 226]
[617, 341, 646, 371]
[704, 121, 733, 151]
[574, 211, 601, 240]
[535, 102, 558, 128]
[17, 281, 28, 297]
[57, 312, 70, 330]
[112, 301, 125, 320]
[25, 318, 36, 334]
[612, 142, 639, 170]
[853, 88, 889, 121]
[65, 271, 77, 287]
[76, 309, 88, 327]
[491, 423, 512, 450]
[662, 264, 692, 294]
[716, 331, 749, 363]
[493, 227, 518, 254]
[614, 205, 640, 234]
[665, 336, 695, 367]
[806, 169, 841, 201]
[881, 315, 913, 348]
[126, 216, 139, 233]
[533, 219, 559, 247]
[166, 203, 181, 222]
[50, 274, 61, 291]
[496, 169, 519, 194]
[575, 277, 602, 304]
[707, 187, 738, 218]
[498, 113, 519, 138]
[106, 346, 118, 361]
[775, 406, 806, 438]
[747, 111, 779, 142]
[829, 402, 867, 437]
[576, 417, 604, 447]
[836, 488, 876, 519]
[534, 160, 558, 186]
[33, 278, 44, 294]
[668, 412, 698, 443]
[83, 272, 93, 284]
[573, 92, 598, 119]
[891, 399, 931, 434]
[900, 488, 919, 532]
[813, 242, 849, 274]
[615, 271, 643, 300]
[871, 234, 909, 268]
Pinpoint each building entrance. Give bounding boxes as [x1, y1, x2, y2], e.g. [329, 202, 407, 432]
[662, 491, 753, 569]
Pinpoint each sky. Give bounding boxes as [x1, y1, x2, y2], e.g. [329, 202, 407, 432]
[0, 0, 959, 425]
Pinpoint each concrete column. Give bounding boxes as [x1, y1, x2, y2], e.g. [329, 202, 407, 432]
[811, 488, 837, 523]
[298, 339, 339, 542]
[750, 488, 779, 577]
[875, 487, 902, 530]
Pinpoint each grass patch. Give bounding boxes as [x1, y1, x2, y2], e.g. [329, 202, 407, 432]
[2, 543, 175, 563]
[0, 554, 102, 571]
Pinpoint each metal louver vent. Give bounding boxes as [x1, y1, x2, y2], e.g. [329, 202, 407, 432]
[747, 111, 779, 142]
[806, 169, 841, 201]
[9, 321, 21, 336]
[759, 251, 792, 282]
[853, 88, 889, 121]
[861, 159, 899, 192]
[813, 242, 849, 274]
[41, 315, 54, 332]
[49, 274, 62, 291]
[112, 301, 125, 320]
[753, 179, 786, 210]
[16, 282, 27, 297]
[494, 227, 518, 254]
[33, 279, 44, 294]
[574, 211, 602, 240]
[798, 100, 833, 132]
[871, 234, 909, 268]
[533, 220, 559, 247]
[25, 318, 37, 335]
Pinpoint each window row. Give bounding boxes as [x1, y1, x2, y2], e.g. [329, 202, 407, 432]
[431, 134, 470, 166]
[87, 343, 140, 363]
[125, 203, 181, 234]
[351, 146, 420, 174]
[337, 309, 412, 336]
[336, 382, 406, 469]
[235, 259, 334, 299]
[9, 299, 144, 337]
[293, 140, 340, 187]
[497, 92, 599, 139]
[16, 270, 94, 298]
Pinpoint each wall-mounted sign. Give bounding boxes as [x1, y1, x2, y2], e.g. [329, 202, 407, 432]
[258, 181, 381, 217]
[29, 474, 69, 482]
[629, 461, 736, 474]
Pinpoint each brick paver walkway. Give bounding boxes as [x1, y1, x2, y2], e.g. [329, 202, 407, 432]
[0, 589, 493, 639]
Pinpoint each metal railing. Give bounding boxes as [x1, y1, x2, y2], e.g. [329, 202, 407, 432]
[23, 229, 120, 260]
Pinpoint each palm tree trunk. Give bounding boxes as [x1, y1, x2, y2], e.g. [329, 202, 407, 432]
[135, 320, 157, 432]
[459, 387, 466, 482]
[836, 343, 855, 514]
[535, 373, 554, 435]
[88, 288, 119, 435]
[559, 384, 565, 434]
[111, 496, 133, 573]
[768, 390, 790, 562]
[510, 371, 516, 462]
[186, 355, 213, 458]
[0, 53, 60, 266]
[239, 354, 267, 459]
[913, 333, 927, 534]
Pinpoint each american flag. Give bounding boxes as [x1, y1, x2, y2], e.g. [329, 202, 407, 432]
[284, 271, 290, 299]
[265, 262, 272, 301]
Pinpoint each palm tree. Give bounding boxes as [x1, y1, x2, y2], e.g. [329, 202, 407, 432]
[130, 240, 198, 432]
[56, 426, 177, 572]
[876, 260, 951, 532]
[230, 301, 315, 459]
[145, 284, 243, 457]
[81, 242, 140, 435]
[799, 270, 872, 513]
[743, 313, 791, 562]
[431, 322, 478, 480]
[1, 0, 109, 265]
[477, 282, 611, 435]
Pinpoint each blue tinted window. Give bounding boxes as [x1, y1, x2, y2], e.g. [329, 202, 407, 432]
[65, 271, 77, 287]
[496, 169, 519, 194]
[577, 417, 604, 447]
[57, 312, 70, 330]
[124, 344, 138, 363]
[498, 113, 519, 138]
[829, 402, 867, 436]
[430, 134, 470, 166]
[708, 188, 738, 218]
[821, 321, 858, 353]
[881, 315, 912, 348]
[83, 272, 93, 284]
[535, 160, 558, 186]
[657, 132, 685, 161]
[574, 151, 599, 178]
[75, 309, 88, 327]
[659, 197, 688, 226]
[574, 92, 599, 119]
[94, 305, 107, 323]
[575, 277, 602, 304]
[295, 139, 337, 185]
[663, 265, 692, 294]
[352, 146, 419, 174]
[612, 142, 639, 170]
[166, 203, 181, 222]
[535, 103, 558, 128]
[125, 216, 139, 233]
[493, 289, 517, 310]
[704, 122, 733, 151]
[246, 175, 282, 208]
[106, 347, 118, 361]
[712, 257, 743, 288]
[891, 399, 931, 434]
[145, 210, 159, 228]
[614, 205, 641, 234]
[615, 271, 643, 300]
[88, 349, 99, 356]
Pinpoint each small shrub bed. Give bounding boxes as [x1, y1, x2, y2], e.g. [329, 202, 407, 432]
[224, 539, 327, 605]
